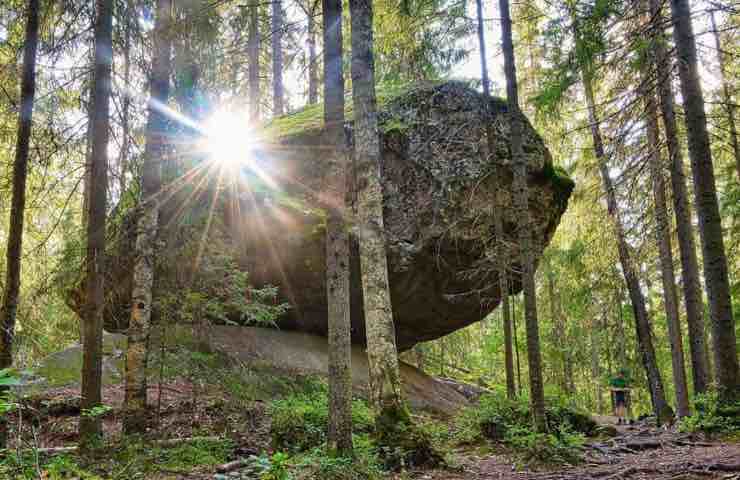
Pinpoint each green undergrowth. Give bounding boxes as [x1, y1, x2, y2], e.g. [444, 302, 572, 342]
[454, 390, 595, 465]
[268, 380, 375, 452]
[679, 392, 740, 438]
[0, 438, 234, 479]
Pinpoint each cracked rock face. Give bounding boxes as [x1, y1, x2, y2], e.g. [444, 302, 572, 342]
[236, 81, 573, 350]
[84, 81, 573, 351]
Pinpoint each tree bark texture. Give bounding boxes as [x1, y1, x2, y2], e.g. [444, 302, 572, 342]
[648, 0, 709, 394]
[669, 0, 739, 401]
[323, 0, 353, 455]
[272, 0, 284, 115]
[123, 0, 172, 434]
[79, 0, 113, 444]
[350, 0, 406, 423]
[0, 0, 40, 449]
[248, 0, 261, 122]
[498, 0, 546, 432]
[644, 86, 690, 417]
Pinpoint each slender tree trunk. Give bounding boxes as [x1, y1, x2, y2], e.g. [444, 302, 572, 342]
[123, 0, 172, 434]
[307, 0, 319, 105]
[648, 0, 709, 395]
[350, 0, 407, 431]
[591, 312, 603, 413]
[547, 266, 574, 395]
[512, 293, 522, 395]
[668, 0, 739, 402]
[79, 0, 113, 445]
[644, 86, 690, 417]
[118, 0, 132, 195]
[272, 0, 284, 115]
[248, 0, 261, 122]
[582, 73, 674, 425]
[710, 10, 740, 181]
[498, 0, 546, 432]
[0, 0, 39, 449]
[475, 0, 514, 401]
[323, 0, 353, 455]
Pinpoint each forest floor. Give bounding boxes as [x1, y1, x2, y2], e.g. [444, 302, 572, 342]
[4, 374, 740, 479]
[399, 422, 740, 480]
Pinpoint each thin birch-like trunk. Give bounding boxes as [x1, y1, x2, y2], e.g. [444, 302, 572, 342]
[123, 0, 172, 434]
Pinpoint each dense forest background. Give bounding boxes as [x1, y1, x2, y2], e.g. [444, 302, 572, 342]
[0, 0, 738, 476]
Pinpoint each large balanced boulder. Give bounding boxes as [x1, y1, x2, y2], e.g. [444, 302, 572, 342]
[73, 81, 572, 350]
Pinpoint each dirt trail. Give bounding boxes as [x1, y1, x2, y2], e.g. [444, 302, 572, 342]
[401, 418, 740, 480]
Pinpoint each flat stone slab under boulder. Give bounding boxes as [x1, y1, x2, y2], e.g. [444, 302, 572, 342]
[207, 325, 469, 414]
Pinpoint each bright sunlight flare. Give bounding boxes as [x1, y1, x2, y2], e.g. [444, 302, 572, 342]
[201, 109, 255, 168]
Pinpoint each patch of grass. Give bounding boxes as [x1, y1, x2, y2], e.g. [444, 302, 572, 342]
[269, 381, 374, 452]
[453, 391, 591, 465]
[679, 392, 740, 436]
[0, 453, 102, 480]
[291, 434, 383, 480]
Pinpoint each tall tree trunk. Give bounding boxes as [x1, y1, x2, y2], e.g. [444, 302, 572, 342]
[668, 0, 739, 402]
[248, 0, 261, 122]
[350, 0, 407, 430]
[475, 0, 515, 401]
[0, 0, 40, 449]
[710, 10, 740, 181]
[307, 0, 319, 105]
[118, 0, 133, 196]
[644, 87, 690, 417]
[512, 293, 522, 395]
[648, 0, 709, 395]
[323, 0, 353, 455]
[582, 74, 674, 425]
[79, 0, 113, 444]
[272, 0, 284, 115]
[498, 0, 546, 431]
[123, 0, 172, 434]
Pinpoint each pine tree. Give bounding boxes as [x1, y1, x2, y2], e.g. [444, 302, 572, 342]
[582, 72, 674, 425]
[123, 0, 173, 434]
[647, 0, 709, 394]
[350, 0, 406, 426]
[668, 0, 739, 401]
[248, 0, 261, 121]
[272, 0, 284, 115]
[79, 0, 114, 444]
[475, 0, 515, 400]
[498, 0, 546, 431]
[0, 0, 40, 449]
[324, 0, 353, 455]
[709, 10, 740, 181]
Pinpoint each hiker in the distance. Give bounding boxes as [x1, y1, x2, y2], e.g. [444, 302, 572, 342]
[609, 369, 631, 425]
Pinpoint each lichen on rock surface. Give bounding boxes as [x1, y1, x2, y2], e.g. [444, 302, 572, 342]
[79, 81, 573, 351]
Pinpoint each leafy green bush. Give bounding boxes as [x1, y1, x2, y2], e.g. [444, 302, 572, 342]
[269, 383, 374, 452]
[679, 392, 740, 435]
[505, 424, 584, 465]
[454, 391, 589, 464]
[292, 434, 382, 480]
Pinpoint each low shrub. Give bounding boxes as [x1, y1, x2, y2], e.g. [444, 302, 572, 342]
[454, 391, 589, 464]
[679, 392, 740, 436]
[292, 434, 382, 480]
[269, 382, 374, 452]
